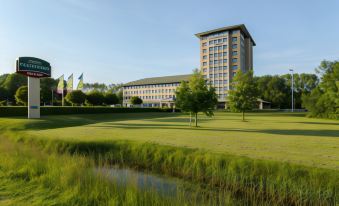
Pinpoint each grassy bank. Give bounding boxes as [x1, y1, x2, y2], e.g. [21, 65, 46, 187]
[0, 112, 338, 205]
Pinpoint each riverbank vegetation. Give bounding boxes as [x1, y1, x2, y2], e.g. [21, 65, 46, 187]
[0, 112, 338, 205]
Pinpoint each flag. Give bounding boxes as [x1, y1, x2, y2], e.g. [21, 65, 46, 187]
[77, 73, 83, 90]
[57, 75, 64, 94]
[67, 74, 73, 92]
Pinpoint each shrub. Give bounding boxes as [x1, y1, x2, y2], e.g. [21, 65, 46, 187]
[86, 91, 105, 106]
[65, 90, 86, 106]
[130, 96, 143, 105]
[15, 86, 28, 106]
[104, 93, 119, 105]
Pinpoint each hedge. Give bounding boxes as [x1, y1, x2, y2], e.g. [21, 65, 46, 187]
[0, 106, 177, 117]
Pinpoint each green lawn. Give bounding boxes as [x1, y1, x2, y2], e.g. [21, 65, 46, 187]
[1, 112, 338, 170]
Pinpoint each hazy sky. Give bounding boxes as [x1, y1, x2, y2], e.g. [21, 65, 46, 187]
[0, 0, 338, 84]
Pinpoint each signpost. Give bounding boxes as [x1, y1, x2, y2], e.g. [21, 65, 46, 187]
[16, 57, 52, 119]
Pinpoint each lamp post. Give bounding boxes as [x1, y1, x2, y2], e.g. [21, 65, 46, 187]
[289, 69, 294, 112]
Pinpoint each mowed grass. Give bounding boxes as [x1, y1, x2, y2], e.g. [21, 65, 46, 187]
[1, 112, 338, 170]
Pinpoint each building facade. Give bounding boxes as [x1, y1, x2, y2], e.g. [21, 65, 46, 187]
[123, 74, 191, 107]
[195, 24, 255, 105]
[123, 24, 256, 108]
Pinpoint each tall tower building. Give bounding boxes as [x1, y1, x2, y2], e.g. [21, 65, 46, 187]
[195, 24, 255, 106]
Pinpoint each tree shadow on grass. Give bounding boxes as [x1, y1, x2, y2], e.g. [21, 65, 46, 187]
[295, 122, 339, 126]
[10, 113, 179, 131]
[89, 123, 339, 138]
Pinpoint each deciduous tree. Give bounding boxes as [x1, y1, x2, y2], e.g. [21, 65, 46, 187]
[229, 70, 258, 121]
[175, 69, 218, 127]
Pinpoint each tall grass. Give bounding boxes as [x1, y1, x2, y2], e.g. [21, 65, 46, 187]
[7, 133, 338, 206]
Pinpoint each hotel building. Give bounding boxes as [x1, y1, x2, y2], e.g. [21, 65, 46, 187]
[195, 24, 255, 104]
[123, 24, 256, 108]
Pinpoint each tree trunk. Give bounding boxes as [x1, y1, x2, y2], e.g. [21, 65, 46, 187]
[189, 112, 192, 126]
[195, 112, 198, 127]
[242, 111, 245, 121]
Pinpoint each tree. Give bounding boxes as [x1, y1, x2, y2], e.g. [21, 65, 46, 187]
[65, 90, 86, 106]
[104, 93, 119, 105]
[175, 69, 218, 127]
[40, 77, 58, 105]
[117, 90, 123, 104]
[2, 73, 27, 103]
[15, 86, 28, 106]
[85, 91, 105, 106]
[130, 96, 143, 105]
[229, 70, 258, 121]
[302, 60, 339, 119]
[255, 75, 289, 109]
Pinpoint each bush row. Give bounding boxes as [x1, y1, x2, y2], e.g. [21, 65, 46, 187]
[0, 106, 177, 117]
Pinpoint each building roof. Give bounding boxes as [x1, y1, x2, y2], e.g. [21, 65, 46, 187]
[195, 24, 256, 46]
[124, 74, 192, 86]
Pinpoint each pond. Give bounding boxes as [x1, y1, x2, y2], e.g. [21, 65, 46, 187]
[94, 166, 269, 205]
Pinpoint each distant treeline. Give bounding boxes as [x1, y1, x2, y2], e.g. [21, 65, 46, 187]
[0, 74, 123, 106]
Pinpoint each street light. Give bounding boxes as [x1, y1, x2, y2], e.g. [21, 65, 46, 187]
[289, 69, 294, 112]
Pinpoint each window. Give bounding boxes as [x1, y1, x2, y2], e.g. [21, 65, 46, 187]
[223, 52, 227, 56]
[209, 47, 213, 52]
[232, 58, 238, 63]
[232, 37, 237, 42]
[232, 44, 238, 49]
[202, 36, 207, 40]
[203, 49, 207, 53]
[209, 54, 213, 58]
[223, 66, 227, 70]
[219, 53, 222, 57]
[202, 42, 207, 46]
[218, 39, 222, 43]
[209, 67, 213, 72]
[219, 60, 223, 64]
[214, 53, 218, 58]
[232, 65, 238, 70]
[232, 51, 238, 56]
[209, 61, 213, 65]
[232, 30, 240, 34]
[223, 45, 227, 50]
[203, 62, 207, 66]
[223, 80, 228, 84]
[223, 38, 227, 42]
[232, 72, 236, 77]
[203, 55, 207, 60]
[209, 40, 213, 45]
[218, 46, 222, 50]
[223, 59, 227, 63]
[214, 40, 217, 44]
[214, 60, 218, 64]
[203, 68, 207, 72]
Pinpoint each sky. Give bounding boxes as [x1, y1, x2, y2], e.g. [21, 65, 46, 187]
[0, 0, 338, 84]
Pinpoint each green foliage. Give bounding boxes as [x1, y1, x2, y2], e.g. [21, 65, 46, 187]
[302, 60, 339, 119]
[15, 86, 28, 106]
[130, 96, 143, 105]
[117, 90, 123, 104]
[175, 69, 218, 126]
[0, 73, 9, 86]
[86, 90, 105, 106]
[65, 90, 86, 106]
[1, 73, 27, 102]
[40, 77, 58, 105]
[255, 73, 319, 109]
[0, 86, 8, 102]
[104, 93, 119, 105]
[229, 70, 258, 121]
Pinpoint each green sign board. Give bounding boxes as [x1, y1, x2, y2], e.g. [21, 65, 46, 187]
[16, 57, 51, 78]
